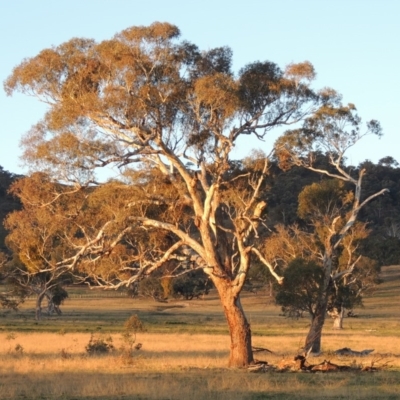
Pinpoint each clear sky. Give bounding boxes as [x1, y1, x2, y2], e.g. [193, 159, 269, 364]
[1, 0, 399, 175]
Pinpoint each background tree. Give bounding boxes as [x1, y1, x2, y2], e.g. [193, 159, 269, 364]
[243, 260, 277, 297]
[275, 258, 324, 319]
[259, 154, 400, 269]
[4, 174, 78, 319]
[272, 225, 379, 330]
[0, 251, 23, 310]
[0, 168, 24, 310]
[358, 158, 400, 266]
[47, 284, 69, 315]
[172, 269, 212, 300]
[275, 96, 388, 352]
[5, 264, 69, 320]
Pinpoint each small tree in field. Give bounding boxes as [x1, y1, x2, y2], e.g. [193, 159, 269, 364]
[4, 174, 76, 320]
[4, 22, 384, 366]
[275, 253, 378, 329]
[121, 315, 144, 353]
[298, 180, 380, 330]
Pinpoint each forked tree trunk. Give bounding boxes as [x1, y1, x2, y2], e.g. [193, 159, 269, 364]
[214, 278, 254, 367]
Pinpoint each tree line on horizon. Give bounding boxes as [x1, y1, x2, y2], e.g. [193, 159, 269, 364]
[1, 154, 399, 322]
[2, 154, 399, 266]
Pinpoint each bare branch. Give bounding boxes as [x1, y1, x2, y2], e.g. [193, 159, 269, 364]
[251, 247, 283, 284]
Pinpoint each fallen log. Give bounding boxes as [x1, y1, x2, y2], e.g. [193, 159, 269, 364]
[334, 347, 374, 356]
[277, 355, 356, 373]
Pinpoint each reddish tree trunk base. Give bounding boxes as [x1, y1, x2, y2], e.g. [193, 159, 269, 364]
[215, 281, 254, 367]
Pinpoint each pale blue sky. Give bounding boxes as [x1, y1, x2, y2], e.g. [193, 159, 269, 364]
[1, 0, 399, 174]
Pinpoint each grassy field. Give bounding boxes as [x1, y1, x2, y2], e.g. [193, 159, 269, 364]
[1, 266, 400, 399]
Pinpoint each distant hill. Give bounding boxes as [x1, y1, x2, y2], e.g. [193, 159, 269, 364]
[362, 265, 400, 321]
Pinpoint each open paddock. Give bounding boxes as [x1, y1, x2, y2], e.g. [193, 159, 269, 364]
[0, 266, 400, 399]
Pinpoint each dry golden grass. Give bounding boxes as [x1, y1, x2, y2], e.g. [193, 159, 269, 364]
[1, 331, 400, 399]
[1, 266, 400, 399]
